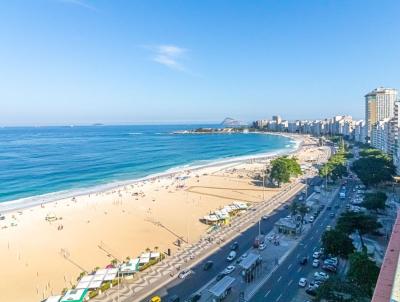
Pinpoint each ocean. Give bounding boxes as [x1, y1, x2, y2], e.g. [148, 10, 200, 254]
[0, 125, 296, 207]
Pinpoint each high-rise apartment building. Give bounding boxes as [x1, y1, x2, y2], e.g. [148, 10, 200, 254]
[365, 87, 398, 138]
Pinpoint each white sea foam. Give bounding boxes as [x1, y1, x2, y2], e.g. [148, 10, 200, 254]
[0, 134, 303, 214]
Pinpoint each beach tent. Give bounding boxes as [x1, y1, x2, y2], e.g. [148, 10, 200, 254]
[150, 252, 160, 259]
[60, 289, 88, 302]
[44, 295, 62, 302]
[76, 274, 104, 290]
[119, 258, 140, 274]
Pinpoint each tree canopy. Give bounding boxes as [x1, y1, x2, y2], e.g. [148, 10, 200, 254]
[351, 148, 394, 187]
[347, 251, 380, 297]
[336, 211, 382, 248]
[319, 145, 348, 182]
[269, 156, 302, 187]
[362, 191, 387, 212]
[321, 229, 355, 258]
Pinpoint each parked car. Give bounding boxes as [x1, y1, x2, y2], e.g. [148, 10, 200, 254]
[329, 212, 335, 218]
[262, 215, 269, 220]
[230, 242, 239, 251]
[222, 265, 236, 275]
[178, 269, 192, 279]
[324, 257, 338, 266]
[308, 216, 314, 223]
[186, 293, 201, 302]
[312, 259, 319, 268]
[305, 286, 318, 296]
[226, 251, 237, 262]
[203, 261, 213, 271]
[298, 277, 307, 287]
[322, 264, 337, 273]
[312, 251, 321, 259]
[326, 225, 332, 231]
[314, 271, 329, 281]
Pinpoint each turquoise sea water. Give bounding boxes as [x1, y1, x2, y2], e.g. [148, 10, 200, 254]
[0, 125, 296, 205]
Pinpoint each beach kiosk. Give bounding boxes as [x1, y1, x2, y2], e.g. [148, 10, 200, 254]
[60, 289, 88, 302]
[208, 276, 235, 302]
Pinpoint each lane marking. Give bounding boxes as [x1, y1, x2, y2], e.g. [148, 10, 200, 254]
[310, 235, 314, 240]
[276, 294, 283, 301]
[277, 276, 282, 282]
[288, 279, 293, 286]
[297, 267, 302, 273]
[264, 290, 271, 298]
[288, 264, 292, 270]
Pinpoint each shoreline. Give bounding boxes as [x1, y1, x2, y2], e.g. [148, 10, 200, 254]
[0, 134, 303, 214]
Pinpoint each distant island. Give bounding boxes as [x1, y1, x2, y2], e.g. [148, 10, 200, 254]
[221, 117, 248, 127]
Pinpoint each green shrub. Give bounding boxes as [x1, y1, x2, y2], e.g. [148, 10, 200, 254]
[89, 290, 99, 299]
[100, 281, 111, 292]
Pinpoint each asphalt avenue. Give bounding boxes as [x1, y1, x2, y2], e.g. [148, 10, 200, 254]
[250, 181, 354, 302]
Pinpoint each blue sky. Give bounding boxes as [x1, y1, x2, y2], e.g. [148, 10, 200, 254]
[0, 0, 399, 126]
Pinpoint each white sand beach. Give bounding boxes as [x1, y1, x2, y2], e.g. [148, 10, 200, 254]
[0, 134, 328, 302]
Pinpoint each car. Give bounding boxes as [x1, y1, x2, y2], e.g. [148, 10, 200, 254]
[305, 287, 317, 296]
[230, 242, 239, 251]
[169, 295, 180, 302]
[226, 251, 237, 261]
[324, 258, 338, 267]
[308, 216, 314, 223]
[314, 271, 329, 281]
[327, 206, 332, 210]
[326, 225, 332, 231]
[222, 265, 236, 275]
[186, 293, 201, 302]
[312, 251, 321, 259]
[299, 195, 304, 201]
[258, 242, 267, 250]
[334, 204, 340, 209]
[178, 269, 192, 279]
[329, 212, 335, 218]
[299, 256, 308, 265]
[262, 215, 269, 220]
[298, 277, 307, 287]
[203, 261, 213, 271]
[312, 259, 319, 268]
[284, 204, 289, 209]
[322, 264, 337, 273]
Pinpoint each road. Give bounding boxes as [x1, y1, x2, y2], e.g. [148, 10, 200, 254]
[250, 180, 355, 302]
[142, 182, 317, 302]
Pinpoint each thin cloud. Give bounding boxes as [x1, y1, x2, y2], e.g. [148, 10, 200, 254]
[150, 45, 188, 71]
[58, 0, 96, 11]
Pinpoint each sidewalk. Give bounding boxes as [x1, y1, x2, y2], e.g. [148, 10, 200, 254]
[92, 181, 307, 302]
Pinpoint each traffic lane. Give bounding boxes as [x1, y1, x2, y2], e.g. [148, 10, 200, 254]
[143, 191, 304, 301]
[253, 212, 334, 302]
[253, 183, 355, 302]
[251, 187, 351, 302]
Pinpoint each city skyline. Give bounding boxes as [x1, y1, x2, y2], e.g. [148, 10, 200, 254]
[1, 1, 400, 125]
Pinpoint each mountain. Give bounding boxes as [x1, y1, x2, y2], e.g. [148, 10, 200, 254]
[221, 117, 248, 127]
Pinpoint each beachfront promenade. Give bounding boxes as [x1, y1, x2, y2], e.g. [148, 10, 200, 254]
[92, 181, 307, 302]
